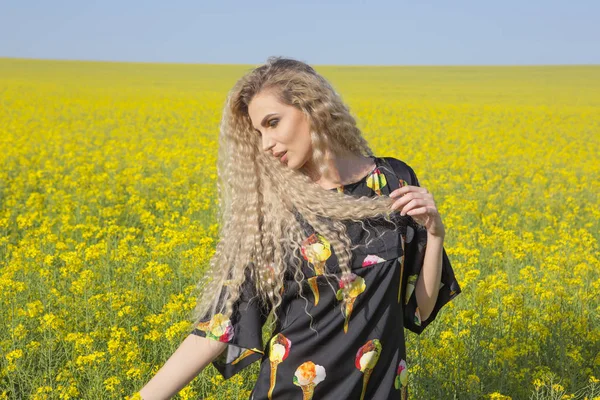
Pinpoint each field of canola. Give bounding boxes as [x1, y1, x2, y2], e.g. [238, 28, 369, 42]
[0, 58, 599, 399]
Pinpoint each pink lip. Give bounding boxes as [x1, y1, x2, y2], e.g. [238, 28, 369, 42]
[280, 152, 288, 162]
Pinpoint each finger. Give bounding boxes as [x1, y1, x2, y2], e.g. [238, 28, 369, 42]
[390, 185, 429, 198]
[406, 206, 434, 217]
[391, 195, 434, 211]
[391, 195, 416, 211]
[399, 199, 429, 215]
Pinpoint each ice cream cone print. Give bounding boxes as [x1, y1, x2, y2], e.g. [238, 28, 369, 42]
[268, 333, 292, 400]
[397, 234, 405, 303]
[302, 384, 315, 400]
[362, 254, 386, 267]
[301, 233, 331, 306]
[394, 359, 408, 400]
[231, 347, 263, 365]
[343, 298, 356, 333]
[366, 168, 387, 196]
[301, 233, 331, 265]
[355, 339, 382, 400]
[404, 274, 418, 305]
[293, 361, 326, 400]
[307, 276, 320, 306]
[335, 273, 366, 333]
[195, 313, 234, 343]
[361, 369, 373, 400]
[269, 363, 277, 400]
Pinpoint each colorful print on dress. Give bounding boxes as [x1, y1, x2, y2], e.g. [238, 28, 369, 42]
[362, 254, 386, 267]
[268, 333, 292, 400]
[293, 361, 326, 400]
[231, 347, 264, 365]
[404, 274, 418, 305]
[394, 359, 408, 400]
[398, 178, 408, 188]
[365, 167, 387, 196]
[414, 307, 422, 326]
[335, 272, 366, 333]
[355, 339, 382, 400]
[195, 313, 234, 343]
[449, 280, 460, 297]
[301, 233, 332, 306]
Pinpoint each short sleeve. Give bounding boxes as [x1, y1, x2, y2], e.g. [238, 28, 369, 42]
[190, 267, 272, 379]
[385, 157, 462, 335]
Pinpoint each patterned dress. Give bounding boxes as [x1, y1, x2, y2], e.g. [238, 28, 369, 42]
[191, 156, 462, 399]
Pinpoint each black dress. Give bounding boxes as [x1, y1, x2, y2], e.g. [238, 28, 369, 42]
[191, 156, 461, 400]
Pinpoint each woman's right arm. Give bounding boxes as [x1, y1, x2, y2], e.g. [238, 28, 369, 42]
[138, 333, 228, 400]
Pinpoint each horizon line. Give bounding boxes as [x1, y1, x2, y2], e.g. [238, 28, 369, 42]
[1, 56, 598, 68]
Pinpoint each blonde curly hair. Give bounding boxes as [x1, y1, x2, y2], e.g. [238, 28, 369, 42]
[190, 56, 408, 334]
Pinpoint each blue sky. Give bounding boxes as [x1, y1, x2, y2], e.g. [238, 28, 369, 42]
[1, 0, 598, 65]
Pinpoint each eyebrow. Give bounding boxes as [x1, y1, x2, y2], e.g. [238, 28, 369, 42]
[254, 113, 278, 131]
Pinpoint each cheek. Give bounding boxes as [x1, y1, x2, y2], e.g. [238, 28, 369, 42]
[298, 127, 312, 151]
[287, 129, 312, 168]
[303, 136, 313, 154]
[295, 131, 313, 165]
[285, 115, 312, 154]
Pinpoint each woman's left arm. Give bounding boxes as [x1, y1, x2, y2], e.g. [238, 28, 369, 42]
[414, 233, 444, 320]
[390, 184, 446, 321]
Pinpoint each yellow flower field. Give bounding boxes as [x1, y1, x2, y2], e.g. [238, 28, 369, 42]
[0, 58, 599, 399]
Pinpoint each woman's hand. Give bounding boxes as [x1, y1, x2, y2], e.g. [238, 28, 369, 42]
[389, 185, 445, 238]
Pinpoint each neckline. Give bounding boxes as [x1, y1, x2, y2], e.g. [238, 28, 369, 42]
[328, 156, 378, 191]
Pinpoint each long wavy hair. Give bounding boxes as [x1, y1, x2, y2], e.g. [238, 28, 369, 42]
[190, 56, 408, 334]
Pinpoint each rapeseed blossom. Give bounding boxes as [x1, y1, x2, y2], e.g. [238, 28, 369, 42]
[0, 59, 598, 399]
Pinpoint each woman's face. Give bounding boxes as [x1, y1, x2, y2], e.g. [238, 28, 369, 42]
[247, 90, 313, 170]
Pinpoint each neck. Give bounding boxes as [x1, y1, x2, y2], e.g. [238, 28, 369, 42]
[302, 150, 374, 190]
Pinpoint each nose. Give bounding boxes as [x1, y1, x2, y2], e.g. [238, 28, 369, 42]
[261, 132, 276, 153]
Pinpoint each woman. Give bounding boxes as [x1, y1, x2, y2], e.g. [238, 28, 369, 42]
[139, 57, 461, 399]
